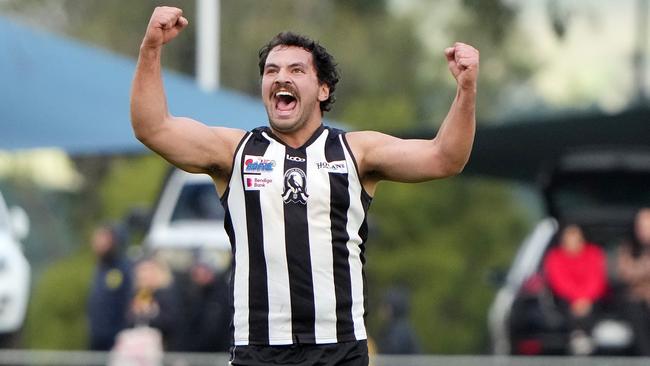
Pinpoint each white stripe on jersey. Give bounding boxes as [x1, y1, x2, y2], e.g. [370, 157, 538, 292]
[259, 132, 293, 345]
[306, 130, 338, 343]
[340, 135, 368, 340]
[231, 133, 253, 345]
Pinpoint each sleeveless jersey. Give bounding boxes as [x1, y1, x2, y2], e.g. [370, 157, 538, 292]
[221, 125, 372, 346]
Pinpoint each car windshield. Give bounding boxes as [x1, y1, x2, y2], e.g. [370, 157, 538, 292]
[171, 183, 224, 222]
[550, 171, 650, 215]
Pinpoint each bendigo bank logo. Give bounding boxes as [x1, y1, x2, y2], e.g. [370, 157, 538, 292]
[282, 168, 308, 204]
[244, 155, 275, 173]
[245, 175, 272, 190]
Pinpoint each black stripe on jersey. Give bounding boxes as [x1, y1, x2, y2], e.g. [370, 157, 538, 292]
[283, 147, 316, 343]
[359, 209, 370, 321]
[222, 201, 237, 345]
[325, 130, 355, 340]
[222, 132, 251, 346]
[341, 131, 373, 200]
[341, 130, 373, 322]
[242, 133, 271, 344]
[358, 193, 372, 265]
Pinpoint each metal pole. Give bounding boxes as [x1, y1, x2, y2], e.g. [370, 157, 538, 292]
[196, 0, 220, 92]
[633, 0, 648, 104]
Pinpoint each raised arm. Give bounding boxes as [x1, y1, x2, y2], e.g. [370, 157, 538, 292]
[130, 7, 244, 181]
[346, 42, 478, 194]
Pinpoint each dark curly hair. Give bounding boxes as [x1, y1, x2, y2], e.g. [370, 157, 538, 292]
[258, 32, 340, 113]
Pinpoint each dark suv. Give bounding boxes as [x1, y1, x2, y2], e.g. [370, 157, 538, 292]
[488, 147, 650, 355]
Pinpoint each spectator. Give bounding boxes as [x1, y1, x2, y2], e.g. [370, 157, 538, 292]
[376, 287, 421, 355]
[127, 256, 183, 351]
[87, 223, 132, 351]
[543, 224, 608, 354]
[179, 258, 231, 352]
[616, 208, 650, 355]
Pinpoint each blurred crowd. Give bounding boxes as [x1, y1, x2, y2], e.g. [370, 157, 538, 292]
[86, 223, 231, 354]
[542, 208, 650, 355]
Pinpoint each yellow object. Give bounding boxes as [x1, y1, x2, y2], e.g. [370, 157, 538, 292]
[105, 269, 124, 290]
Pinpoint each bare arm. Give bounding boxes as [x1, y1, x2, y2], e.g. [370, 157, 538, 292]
[617, 245, 650, 284]
[130, 7, 244, 179]
[347, 43, 478, 193]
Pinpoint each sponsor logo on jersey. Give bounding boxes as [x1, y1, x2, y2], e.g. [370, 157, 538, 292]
[282, 168, 308, 204]
[244, 175, 273, 190]
[244, 155, 275, 173]
[316, 160, 348, 174]
[286, 154, 306, 162]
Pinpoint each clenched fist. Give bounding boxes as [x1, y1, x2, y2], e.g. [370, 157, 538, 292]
[444, 42, 479, 91]
[142, 6, 189, 49]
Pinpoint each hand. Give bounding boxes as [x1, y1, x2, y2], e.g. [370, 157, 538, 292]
[444, 42, 479, 91]
[142, 6, 189, 49]
[131, 296, 160, 317]
[571, 298, 593, 317]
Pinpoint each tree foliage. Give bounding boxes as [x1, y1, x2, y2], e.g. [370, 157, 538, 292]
[24, 250, 94, 349]
[366, 178, 530, 352]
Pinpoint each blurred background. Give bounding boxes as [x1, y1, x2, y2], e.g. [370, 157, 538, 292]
[1, 0, 649, 362]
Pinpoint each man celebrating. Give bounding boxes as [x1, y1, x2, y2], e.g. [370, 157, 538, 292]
[131, 6, 478, 366]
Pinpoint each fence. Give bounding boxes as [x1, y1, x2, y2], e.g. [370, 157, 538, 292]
[1, 351, 650, 366]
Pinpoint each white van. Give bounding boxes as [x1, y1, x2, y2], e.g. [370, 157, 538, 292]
[142, 169, 231, 272]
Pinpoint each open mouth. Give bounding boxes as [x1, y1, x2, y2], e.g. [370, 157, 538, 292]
[274, 90, 298, 115]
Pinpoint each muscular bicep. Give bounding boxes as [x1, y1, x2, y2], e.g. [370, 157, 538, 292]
[136, 115, 245, 177]
[347, 131, 461, 185]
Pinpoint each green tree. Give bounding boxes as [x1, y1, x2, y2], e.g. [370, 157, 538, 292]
[98, 154, 168, 221]
[366, 178, 530, 352]
[24, 250, 94, 349]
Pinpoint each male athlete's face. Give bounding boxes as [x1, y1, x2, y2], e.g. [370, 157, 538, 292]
[261, 46, 329, 133]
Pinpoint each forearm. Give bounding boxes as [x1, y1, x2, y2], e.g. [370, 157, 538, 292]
[130, 45, 170, 143]
[432, 87, 476, 173]
[621, 261, 650, 283]
[351, 87, 475, 182]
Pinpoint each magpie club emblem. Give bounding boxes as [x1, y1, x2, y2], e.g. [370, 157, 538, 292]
[282, 168, 308, 204]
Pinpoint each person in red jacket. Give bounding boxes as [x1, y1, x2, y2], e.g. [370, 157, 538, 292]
[543, 224, 608, 354]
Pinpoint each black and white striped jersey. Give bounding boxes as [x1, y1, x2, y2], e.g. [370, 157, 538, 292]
[221, 125, 372, 346]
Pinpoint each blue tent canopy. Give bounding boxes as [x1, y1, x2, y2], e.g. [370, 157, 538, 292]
[0, 16, 268, 155]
